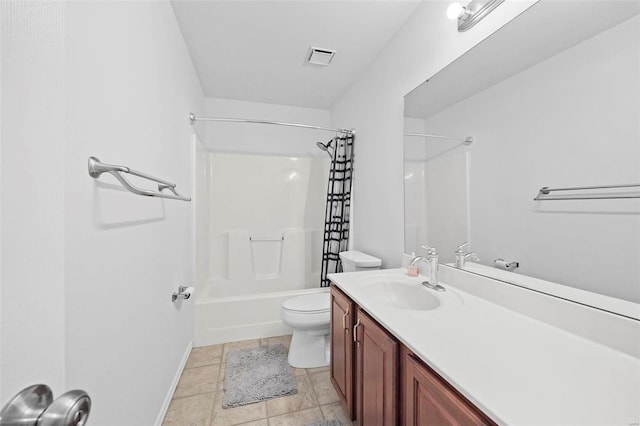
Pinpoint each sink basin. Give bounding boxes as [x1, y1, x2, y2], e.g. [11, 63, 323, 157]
[366, 279, 441, 311]
[377, 281, 440, 310]
[354, 272, 463, 311]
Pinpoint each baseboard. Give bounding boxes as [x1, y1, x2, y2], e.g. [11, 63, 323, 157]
[154, 340, 192, 426]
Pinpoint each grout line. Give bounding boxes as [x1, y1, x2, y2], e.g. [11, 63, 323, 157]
[306, 370, 323, 419]
[205, 392, 215, 426]
[183, 359, 223, 370]
[169, 390, 217, 402]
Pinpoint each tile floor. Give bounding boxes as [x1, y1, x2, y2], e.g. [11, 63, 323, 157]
[162, 335, 352, 426]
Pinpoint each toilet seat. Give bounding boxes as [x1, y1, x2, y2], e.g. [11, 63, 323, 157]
[282, 293, 330, 314]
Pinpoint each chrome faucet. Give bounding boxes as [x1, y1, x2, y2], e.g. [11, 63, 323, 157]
[409, 246, 445, 292]
[454, 242, 480, 269]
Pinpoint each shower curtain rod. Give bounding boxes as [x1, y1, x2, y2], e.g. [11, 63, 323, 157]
[404, 132, 473, 145]
[189, 113, 354, 135]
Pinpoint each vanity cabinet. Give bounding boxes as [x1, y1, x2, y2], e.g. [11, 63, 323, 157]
[402, 346, 495, 426]
[331, 285, 398, 425]
[330, 285, 355, 419]
[330, 284, 495, 426]
[354, 306, 398, 425]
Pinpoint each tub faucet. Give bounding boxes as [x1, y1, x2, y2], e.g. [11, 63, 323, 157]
[409, 246, 444, 292]
[454, 242, 480, 269]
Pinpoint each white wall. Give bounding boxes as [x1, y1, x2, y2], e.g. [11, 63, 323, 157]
[1, 1, 203, 424]
[0, 0, 66, 403]
[0, 3, 2, 399]
[201, 97, 331, 158]
[422, 15, 640, 302]
[64, 2, 203, 425]
[330, 1, 536, 266]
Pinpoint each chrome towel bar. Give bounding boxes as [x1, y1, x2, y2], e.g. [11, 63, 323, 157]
[534, 183, 640, 200]
[88, 157, 191, 202]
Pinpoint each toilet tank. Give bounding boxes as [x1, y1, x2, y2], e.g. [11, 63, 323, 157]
[339, 250, 382, 272]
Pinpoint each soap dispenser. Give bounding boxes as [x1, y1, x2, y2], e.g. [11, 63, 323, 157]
[407, 252, 419, 277]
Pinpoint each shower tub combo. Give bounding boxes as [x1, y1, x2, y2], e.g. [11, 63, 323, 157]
[194, 152, 329, 346]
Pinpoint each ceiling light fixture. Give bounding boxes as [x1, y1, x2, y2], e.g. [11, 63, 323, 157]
[306, 47, 336, 66]
[447, 0, 505, 32]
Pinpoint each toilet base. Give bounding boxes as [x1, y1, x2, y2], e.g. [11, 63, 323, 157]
[287, 330, 330, 368]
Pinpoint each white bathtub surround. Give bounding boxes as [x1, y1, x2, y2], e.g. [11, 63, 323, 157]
[197, 153, 328, 295]
[195, 152, 330, 344]
[329, 268, 640, 424]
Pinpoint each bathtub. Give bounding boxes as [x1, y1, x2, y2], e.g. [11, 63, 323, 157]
[194, 285, 329, 347]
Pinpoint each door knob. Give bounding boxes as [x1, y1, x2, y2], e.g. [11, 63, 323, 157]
[0, 384, 91, 426]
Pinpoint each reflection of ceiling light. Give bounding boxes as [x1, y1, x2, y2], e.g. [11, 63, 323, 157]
[306, 47, 336, 66]
[446, 3, 469, 20]
[447, 0, 505, 32]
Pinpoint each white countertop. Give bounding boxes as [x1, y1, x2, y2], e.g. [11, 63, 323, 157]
[328, 268, 640, 426]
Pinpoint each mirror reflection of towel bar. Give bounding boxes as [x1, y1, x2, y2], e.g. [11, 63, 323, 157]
[249, 236, 284, 241]
[534, 183, 640, 200]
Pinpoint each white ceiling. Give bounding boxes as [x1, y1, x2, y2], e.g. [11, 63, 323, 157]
[171, 0, 422, 109]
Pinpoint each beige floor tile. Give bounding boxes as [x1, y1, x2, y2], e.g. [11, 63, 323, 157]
[236, 420, 268, 426]
[174, 364, 220, 398]
[265, 374, 318, 417]
[223, 339, 260, 362]
[187, 344, 224, 369]
[308, 371, 340, 406]
[306, 365, 330, 374]
[291, 366, 307, 377]
[210, 392, 267, 426]
[320, 402, 352, 424]
[162, 392, 216, 426]
[260, 335, 292, 348]
[266, 407, 323, 426]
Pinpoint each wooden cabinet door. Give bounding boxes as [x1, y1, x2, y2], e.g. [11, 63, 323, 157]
[354, 307, 398, 426]
[402, 346, 495, 426]
[330, 285, 355, 419]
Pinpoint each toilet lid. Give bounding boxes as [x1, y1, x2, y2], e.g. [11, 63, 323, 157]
[283, 293, 330, 313]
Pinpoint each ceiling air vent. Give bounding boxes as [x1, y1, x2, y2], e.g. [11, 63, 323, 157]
[306, 47, 336, 66]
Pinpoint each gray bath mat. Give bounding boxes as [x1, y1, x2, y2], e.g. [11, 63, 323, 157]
[223, 344, 298, 408]
[308, 421, 343, 426]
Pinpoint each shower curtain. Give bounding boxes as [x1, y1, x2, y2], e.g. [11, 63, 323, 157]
[320, 134, 354, 287]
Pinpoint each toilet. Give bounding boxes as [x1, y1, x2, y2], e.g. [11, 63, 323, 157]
[280, 250, 381, 368]
[339, 250, 382, 273]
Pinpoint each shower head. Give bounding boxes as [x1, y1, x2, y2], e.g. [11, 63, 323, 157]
[316, 140, 334, 157]
[316, 141, 328, 151]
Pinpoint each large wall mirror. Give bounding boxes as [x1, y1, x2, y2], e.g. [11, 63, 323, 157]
[404, 1, 640, 306]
